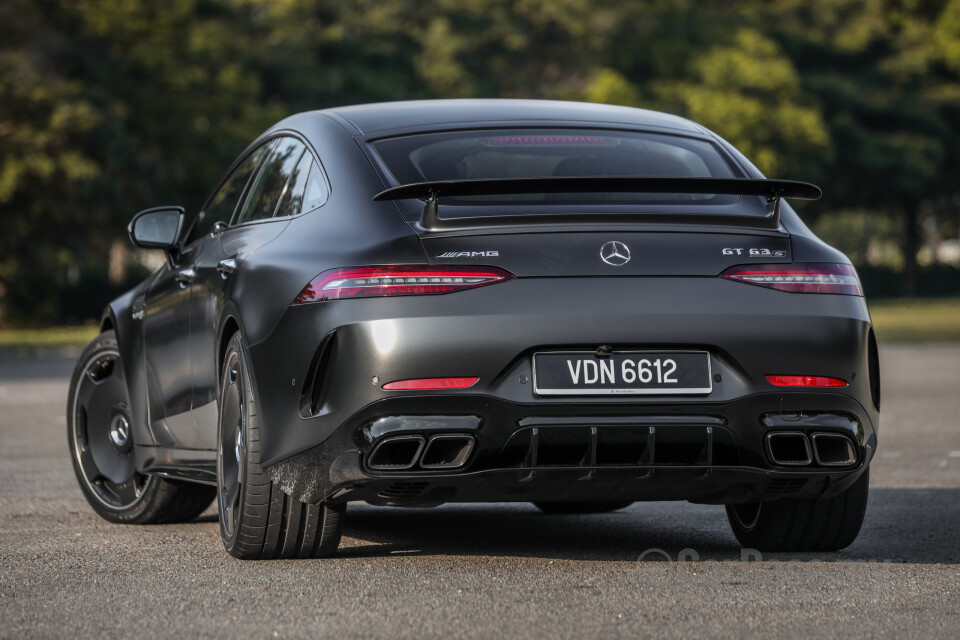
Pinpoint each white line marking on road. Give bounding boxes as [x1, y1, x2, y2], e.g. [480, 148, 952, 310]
[949, 451, 960, 458]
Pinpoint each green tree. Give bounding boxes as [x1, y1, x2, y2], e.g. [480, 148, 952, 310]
[0, 0, 283, 324]
[757, 0, 960, 294]
[651, 27, 830, 177]
[3, 0, 958, 324]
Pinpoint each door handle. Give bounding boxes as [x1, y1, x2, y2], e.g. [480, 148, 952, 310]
[175, 267, 196, 288]
[217, 258, 237, 278]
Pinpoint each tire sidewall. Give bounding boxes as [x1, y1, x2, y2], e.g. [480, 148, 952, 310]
[217, 332, 254, 552]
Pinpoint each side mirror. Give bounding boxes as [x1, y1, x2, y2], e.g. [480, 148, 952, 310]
[128, 206, 184, 257]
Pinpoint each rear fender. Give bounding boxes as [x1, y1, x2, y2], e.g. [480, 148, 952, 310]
[213, 301, 267, 465]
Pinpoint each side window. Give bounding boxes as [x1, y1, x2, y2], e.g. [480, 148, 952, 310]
[302, 161, 329, 213]
[236, 137, 306, 224]
[274, 152, 312, 218]
[186, 142, 272, 245]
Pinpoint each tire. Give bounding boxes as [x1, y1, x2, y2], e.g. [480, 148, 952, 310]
[533, 500, 634, 514]
[67, 330, 216, 524]
[725, 468, 870, 552]
[217, 331, 345, 559]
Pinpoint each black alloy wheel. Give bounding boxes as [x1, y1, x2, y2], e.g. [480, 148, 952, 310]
[70, 346, 151, 511]
[218, 348, 246, 542]
[68, 331, 216, 523]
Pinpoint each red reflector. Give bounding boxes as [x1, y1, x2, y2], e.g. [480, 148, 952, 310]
[766, 375, 848, 388]
[721, 263, 862, 296]
[382, 377, 479, 391]
[292, 265, 514, 304]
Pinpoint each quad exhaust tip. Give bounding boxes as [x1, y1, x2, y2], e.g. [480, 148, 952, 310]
[367, 435, 425, 470]
[765, 431, 858, 467]
[367, 434, 476, 471]
[811, 432, 857, 466]
[420, 434, 475, 469]
[765, 431, 813, 466]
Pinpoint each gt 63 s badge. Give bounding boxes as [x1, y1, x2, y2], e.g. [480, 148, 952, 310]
[723, 248, 787, 257]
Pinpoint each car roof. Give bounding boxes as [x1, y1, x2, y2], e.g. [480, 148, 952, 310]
[318, 99, 706, 136]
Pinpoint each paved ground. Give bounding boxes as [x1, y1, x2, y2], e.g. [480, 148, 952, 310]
[1, 345, 959, 639]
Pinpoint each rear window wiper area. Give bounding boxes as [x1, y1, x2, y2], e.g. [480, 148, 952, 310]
[373, 176, 821, 231]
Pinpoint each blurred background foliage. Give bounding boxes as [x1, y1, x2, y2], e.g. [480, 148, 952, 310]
[1, 0, 960, 326]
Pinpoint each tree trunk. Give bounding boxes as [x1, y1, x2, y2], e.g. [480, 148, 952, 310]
[902, 204, 919, 298]
[108, 239, 128, 285]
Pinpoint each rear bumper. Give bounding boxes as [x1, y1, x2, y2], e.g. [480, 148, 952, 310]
[265, 391, 875, 506]
[247, 276, 878, 505]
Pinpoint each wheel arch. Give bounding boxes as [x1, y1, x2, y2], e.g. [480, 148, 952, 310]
[99, 312, 115, 334]
[218, 314, 241, 375]
[101, 282, 156, 451]
[216, 305, 267, 467]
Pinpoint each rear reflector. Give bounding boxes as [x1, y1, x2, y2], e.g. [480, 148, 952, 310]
[292, 265, 513, 304]
[721, 263, 862, 296]
[766, 375, 848, 388]
[382, 377, 479, 391]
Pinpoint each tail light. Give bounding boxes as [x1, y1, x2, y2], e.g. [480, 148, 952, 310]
[292, 265, 514, 304]
[720, 263, 862, 296]
[766, 375, 848, 388]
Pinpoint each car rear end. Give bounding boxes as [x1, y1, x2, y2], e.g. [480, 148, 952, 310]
[251, 125, 878, 515]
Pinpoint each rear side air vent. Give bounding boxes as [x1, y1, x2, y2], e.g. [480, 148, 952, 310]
[299, 331, 336, 418]
[868, 328, 881, 411]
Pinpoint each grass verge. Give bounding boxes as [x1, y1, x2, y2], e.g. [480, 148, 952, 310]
[0, 326, 100, 351]
[868, 297, 960, 343]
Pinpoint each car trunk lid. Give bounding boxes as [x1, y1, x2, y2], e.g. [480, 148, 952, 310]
[420, 230, 791, 277]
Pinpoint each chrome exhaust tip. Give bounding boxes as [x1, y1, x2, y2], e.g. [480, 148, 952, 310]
[420, 434, 476, 469]
[367, 435, 425, 470]
[811, 432, 858, 466]
[765, 431, 813, 466]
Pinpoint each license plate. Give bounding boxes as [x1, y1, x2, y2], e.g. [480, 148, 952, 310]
[533, 351, 712, 395]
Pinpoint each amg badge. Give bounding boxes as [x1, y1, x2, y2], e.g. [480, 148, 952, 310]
[437, 251, 500, 258]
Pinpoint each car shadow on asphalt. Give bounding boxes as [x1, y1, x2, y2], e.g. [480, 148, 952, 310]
[332, 487, 960, 563]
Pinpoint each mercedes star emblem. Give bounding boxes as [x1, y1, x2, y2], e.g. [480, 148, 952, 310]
[600, 240, 631, 266]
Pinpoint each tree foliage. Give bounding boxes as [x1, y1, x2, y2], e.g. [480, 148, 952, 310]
[1, 0, 958, 324]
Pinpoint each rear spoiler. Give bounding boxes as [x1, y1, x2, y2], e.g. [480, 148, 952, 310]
[373, 176, 821, 231]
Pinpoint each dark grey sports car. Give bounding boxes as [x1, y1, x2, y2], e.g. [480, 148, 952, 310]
[68, 99, 878, 559]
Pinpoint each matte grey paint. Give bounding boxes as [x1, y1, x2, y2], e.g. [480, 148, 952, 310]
[99, 99, 876, 507]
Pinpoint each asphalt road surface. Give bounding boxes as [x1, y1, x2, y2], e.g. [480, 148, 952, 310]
[2, 345, 959, 639]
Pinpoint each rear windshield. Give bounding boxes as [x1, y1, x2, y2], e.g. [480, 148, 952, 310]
[370, 129, 742, 208]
